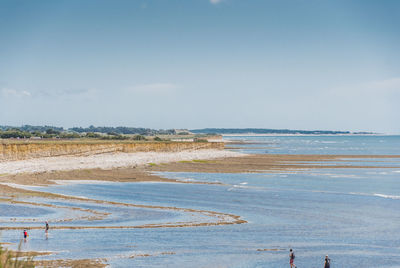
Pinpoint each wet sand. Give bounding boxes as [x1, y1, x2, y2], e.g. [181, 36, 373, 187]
[34, 258, 107, 268]
[1, 153, 398, 231]
[147, 154, 400, 173]
[0, 182, 246, 231]
[2, 154, 399, 188]
[0, 166, 175, 188]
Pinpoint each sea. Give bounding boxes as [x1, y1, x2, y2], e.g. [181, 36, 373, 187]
[1, 135, 400, 268]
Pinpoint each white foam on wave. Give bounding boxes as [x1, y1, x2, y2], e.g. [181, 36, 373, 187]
[311, 173, 361, 179]
[228, 184, 263, 191]
[233, 184, 250, 189]
[172, 177, 197, 182]
[373, 193, 400, 200]
[345, 192, 400, 201]
[328, 174, 361, 178]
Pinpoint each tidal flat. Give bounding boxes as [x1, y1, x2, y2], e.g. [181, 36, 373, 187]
[1, 136, 400, 267]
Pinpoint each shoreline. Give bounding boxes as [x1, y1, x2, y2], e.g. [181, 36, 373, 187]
[0, 149, 244, 175]
[221, 133, 389, 137]
[1, 152, 400, 187]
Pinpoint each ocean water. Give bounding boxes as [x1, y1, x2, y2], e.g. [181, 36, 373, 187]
[225, 135, 400, 155]
[1, 135, 400, 267]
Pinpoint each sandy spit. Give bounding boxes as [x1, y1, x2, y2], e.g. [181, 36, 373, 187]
[0, 149, 245, 175]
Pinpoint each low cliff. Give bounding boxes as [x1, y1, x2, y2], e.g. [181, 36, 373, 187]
[0, 141, 225, 161]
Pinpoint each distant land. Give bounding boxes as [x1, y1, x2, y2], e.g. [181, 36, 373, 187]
[0, 125, 376, 138]
[0, 125, 193, 140]
[190, 128, 375, 135]
[0, 125, 179, 135]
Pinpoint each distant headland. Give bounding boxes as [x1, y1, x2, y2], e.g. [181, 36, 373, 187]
[190, 128, 375, 135]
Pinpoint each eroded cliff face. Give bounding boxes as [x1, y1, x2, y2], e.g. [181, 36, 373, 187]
[0, 141, 224, 161]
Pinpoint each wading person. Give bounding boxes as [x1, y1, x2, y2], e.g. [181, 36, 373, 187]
[289, 248, 296, 268]
[23, 229, 28, 241]
[45, 221, 49, 233]
[324, 255, 331, 268]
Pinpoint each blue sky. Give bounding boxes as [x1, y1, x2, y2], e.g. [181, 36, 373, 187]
[0, 0, 399, 133]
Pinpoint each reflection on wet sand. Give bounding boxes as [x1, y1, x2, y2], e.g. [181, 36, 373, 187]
[0, 186, 246, 231]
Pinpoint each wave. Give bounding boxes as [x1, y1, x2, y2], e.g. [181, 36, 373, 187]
[224, 183, 400, 201]
[233, 184, 250, 189]
[373, 193, 400, 200]
[309, 172, 361, 178]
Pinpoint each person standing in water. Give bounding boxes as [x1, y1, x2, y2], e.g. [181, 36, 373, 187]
[23, 229, 28, 241]
[324, 255, 331, 268]
[45, 221, 49, 233]
[289, 248, 296, 268]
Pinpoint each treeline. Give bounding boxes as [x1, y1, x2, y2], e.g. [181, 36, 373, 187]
[0, 128, 80, 139]
[190, 128, 358, 135]
[69, 125, 177, 135]
[0, 125, 181, 140]
[0, 125, 178, 135]
[0, 125, 64, 132]
[0, 128, 150, 140]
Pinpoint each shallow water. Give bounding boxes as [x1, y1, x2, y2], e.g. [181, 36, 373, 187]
[0, 203, 52, 217]
[1, 136, 400, 267]
[2, 167, 400, 267]
[225, 135, 400, 155]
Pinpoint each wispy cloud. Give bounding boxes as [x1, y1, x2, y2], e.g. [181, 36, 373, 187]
[128, 83, 180, 94]
[35, 88, 98, 100]
[0, 87, 99, 102]
[1, 88, 32, 98]
[210, 0, 223, 4]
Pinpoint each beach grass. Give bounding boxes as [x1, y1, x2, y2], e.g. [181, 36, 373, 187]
[178, 159, 213, 164]
[192, 159, 213, 163]
[0, 241, 35, 268]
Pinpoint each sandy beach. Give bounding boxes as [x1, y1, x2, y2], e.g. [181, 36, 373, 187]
[1, 150, 400, 187]
[0, 149, 244, 175]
